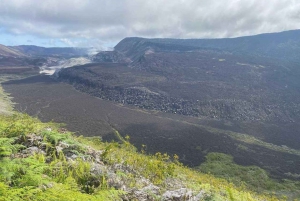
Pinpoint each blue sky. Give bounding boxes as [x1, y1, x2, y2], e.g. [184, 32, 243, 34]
[0, 0, 299, 48]
[0, 32, 65, 47]
[0, 31, 116, 49]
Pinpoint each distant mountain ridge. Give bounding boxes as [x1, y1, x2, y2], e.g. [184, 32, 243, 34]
[0, 43, 90, 58]
[0, 44, 90, 74]
[10, 45, 89, 58]
[114, 29, 300, 63]
[65, 29, 300, 124]
[0, 44, 25, 57]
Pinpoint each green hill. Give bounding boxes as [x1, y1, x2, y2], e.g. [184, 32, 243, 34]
[0, 113, 291, 201]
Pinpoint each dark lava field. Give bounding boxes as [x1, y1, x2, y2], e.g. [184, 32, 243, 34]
[2, 30, 300, 181]
[3, 71, 300, 181]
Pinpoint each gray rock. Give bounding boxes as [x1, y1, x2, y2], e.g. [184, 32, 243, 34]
[162, 188, 193, 201]
[23, 134, 43, 147]
[22, 146, 46, 156]
[58, 142, 69, 149]
[85, 146, 103, 162]
[90, 163, 106, 176]
[128, 184, 161, 201]
[107, 172, 125, 190]
[56, 141, 69, 152]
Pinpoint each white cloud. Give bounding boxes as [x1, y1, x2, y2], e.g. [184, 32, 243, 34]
[0, 0, 299, 47]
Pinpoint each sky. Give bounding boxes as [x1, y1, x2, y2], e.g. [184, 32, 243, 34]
[0, 0, 299, 49]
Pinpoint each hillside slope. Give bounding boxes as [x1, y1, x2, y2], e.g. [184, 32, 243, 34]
[0, 111, 299, 200]
[0, 44, 25, 57]
[115, 29, 300, 63]
[47, 30, 300, 186]
[3, 86, 295, 200]
[1, 78, 300, 199]
[88, 30, 300, 124]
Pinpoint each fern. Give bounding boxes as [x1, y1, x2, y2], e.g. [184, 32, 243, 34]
[0, 138, 24, 158]
[0, 111, 297, 200]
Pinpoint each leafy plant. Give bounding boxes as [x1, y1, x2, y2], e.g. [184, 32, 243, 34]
[0, 110, 297, 200]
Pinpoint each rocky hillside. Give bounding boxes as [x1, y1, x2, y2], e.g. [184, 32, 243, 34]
[0, 43, 91, 75]
[0, 44, 25, 57]
[1, 44, 89, 58]
[57, 51, 300, 123]
[0, 112, 299, 201]
[62, 30, 300, 123]
[115, 29, 300, 63]
[91, 51, 130, 63]
[52, 31, 300, 186]
[1, 82, 299, 200]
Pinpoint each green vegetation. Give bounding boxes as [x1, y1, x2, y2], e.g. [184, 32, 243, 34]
[0, 85, 13, 115]
[0, 74, 31, 116]
[198, 124, 300, 157]
[0, 113, 125, 201]
[0, 113, 296, 200]
[198, 152, 300, 199]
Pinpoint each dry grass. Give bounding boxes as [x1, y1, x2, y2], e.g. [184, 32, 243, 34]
[0, 85, 13, 115]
